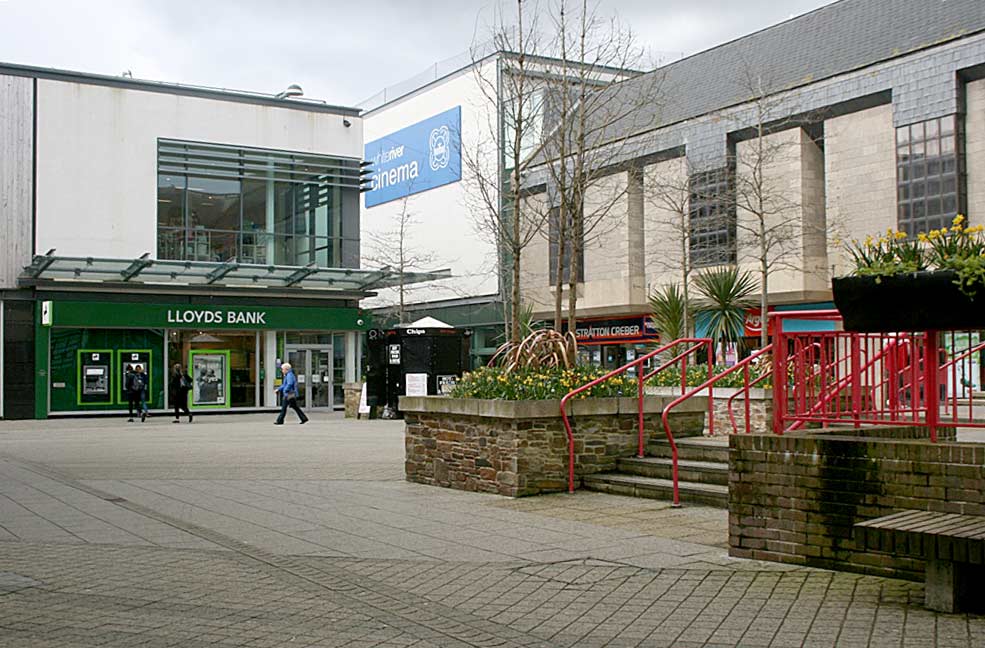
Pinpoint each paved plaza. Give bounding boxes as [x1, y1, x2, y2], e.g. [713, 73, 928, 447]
[0, 414, 982, 647]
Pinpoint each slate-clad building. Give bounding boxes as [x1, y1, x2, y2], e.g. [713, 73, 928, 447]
[521, 0, 985, 367]
[0, 65, 445, 419]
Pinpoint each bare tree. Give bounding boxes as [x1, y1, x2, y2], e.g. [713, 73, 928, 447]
[538, 0, 663, 338]
[363, 194, 438, 325]
[462, 0, 551, 346]
[732, 66, 826, 349]
[644, 154, 695, 336]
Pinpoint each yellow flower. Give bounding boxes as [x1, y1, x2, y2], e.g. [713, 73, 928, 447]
[864, 235, 874, 246]
[895, 231, 907, 240]
[953, 214, 965, 226]
[917, 232, 928, 243]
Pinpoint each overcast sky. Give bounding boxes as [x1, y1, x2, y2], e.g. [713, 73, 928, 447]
[0, 0, 836, 107]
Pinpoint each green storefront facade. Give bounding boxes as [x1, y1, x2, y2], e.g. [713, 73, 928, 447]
[35, 299, 371, 418]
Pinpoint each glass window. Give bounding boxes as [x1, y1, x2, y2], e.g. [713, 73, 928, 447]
[689, 167, 736, 267]
[168, 330, 257, 408]
[158, 175, 185, 228]
[548, 205, 584, 284]
[157, 140, 360, 269]
[896, 115, 963, 236]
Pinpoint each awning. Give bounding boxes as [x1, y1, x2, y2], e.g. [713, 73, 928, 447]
[21, 251, 450, 296]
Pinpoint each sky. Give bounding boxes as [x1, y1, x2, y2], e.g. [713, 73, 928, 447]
[0, 0, 837, 107]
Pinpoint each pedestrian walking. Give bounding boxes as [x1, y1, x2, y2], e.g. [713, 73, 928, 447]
[127, 364, 150, 422]
[274, 362, 308, 425]
[170, 363, 193, 423]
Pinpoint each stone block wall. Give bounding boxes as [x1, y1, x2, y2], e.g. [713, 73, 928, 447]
[401, 396, 706, 497]
[343, 382, 363, 418]
[645, 386, 773, 435]
[730, 432, 983, 581]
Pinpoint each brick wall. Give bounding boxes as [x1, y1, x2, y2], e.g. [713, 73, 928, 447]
[730, 432, 980, 581]
[402, 396, 705, 497]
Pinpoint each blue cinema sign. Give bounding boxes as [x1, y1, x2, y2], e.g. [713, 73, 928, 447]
[364, 106, 462, 208]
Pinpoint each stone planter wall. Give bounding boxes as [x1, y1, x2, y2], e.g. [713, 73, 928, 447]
[646, 386, 773, 435]
[343, 383, 363, 418]
[730, 430, 977, 582]
[400, 396, 706, 497]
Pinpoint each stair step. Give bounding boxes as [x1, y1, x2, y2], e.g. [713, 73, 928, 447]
[582, 473, 729, 508]
[617, 457, 729, 486]
[647, 438, 730, 463]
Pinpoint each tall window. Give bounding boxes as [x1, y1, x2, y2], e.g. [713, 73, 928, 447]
[689, 168, 735, 267]
[548, 205, 584, 284]
[156, 140, 363, 267]
[897, 115, 963, 236]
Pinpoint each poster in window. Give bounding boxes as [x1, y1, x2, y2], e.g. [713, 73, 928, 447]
[192, 353, 227, 406]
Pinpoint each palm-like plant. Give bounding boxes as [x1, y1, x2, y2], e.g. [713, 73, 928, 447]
[649, 283, 692, 342]
[693, 267, 756, 347]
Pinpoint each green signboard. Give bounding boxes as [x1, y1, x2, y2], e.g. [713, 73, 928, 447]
[46, 301, 371, 331]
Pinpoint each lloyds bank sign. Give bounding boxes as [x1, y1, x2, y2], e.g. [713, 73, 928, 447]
[364, 106, 462, 208]
[40, 301, 371, 331]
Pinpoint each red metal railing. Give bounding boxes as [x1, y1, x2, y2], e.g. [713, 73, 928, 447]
[659, 344, 774, 505]
[772, 310, 985, 439]
[559, 338, 713, 495]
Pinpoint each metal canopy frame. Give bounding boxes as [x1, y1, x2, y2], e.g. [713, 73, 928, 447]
[21, 251, 450, 296]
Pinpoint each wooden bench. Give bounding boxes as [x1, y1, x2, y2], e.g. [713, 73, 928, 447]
[855, 510, 985, 613]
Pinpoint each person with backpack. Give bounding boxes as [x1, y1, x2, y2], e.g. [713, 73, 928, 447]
[274, 362, 308, 425]
[170, 363, 193, 423]
[127, 364, 150, 422]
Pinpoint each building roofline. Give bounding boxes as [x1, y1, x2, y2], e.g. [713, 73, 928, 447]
[0, 61, 361, 116]
[360, 47, 642, 115]
[649, 1, 844, 78]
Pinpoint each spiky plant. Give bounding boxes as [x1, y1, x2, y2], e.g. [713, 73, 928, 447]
[488, 329, 578, 371]
[649, 283, 692, 343]
[693, 267, 756, 347]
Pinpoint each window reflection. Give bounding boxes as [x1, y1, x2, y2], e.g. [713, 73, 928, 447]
[156, 142, 356, 268]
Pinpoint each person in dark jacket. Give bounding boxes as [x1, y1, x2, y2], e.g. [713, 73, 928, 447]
[170, 363, 193, 423]
[127, 364, 150, 422]
[124, 364, 135, 422]
[274, 362, 308, 425]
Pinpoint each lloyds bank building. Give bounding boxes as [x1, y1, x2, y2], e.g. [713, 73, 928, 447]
[0, 65, 444, 419]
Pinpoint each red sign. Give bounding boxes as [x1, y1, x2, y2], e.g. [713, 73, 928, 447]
[744, 308, 775, 337]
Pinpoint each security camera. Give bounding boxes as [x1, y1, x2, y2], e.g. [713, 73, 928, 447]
[343, 118, 352, 128]
[356, 318, 364, 326]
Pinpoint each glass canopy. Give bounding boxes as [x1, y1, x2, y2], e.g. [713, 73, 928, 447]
[21, 252, 450, 296]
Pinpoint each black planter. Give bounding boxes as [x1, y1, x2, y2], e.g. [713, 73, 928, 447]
[832, 271, 985, 332]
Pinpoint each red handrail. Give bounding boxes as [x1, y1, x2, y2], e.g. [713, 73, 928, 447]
[659, 344, 773, 506]
[559, 337, 712, 494]
[724, 344, 773, 434]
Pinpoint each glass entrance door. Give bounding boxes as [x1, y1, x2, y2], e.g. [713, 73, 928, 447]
[286, 349, 308, 406]
[309, 349, 332, 408]
[285, 346, 333, 409]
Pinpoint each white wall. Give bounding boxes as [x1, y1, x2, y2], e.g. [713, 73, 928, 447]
[35, 80, 362, 259]
[361, 58, 500, 308]
[0, 74, 33, 288]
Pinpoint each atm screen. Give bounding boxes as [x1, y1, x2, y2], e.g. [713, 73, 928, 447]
[83, 365, 109, 395]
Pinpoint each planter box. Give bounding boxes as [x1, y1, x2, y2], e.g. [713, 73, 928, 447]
[833, 271, 985, 332]
[400, 396, 706, 497]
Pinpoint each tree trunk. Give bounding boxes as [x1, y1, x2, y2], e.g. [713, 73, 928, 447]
[681, 223, 689, 338]
[553, 203, 566, 331]
[760, 220, 769, 350]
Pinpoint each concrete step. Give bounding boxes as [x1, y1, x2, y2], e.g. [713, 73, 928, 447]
[616, 456, 729, 486]
[647, 437, 729, 464]
[582, 473, 729, 508]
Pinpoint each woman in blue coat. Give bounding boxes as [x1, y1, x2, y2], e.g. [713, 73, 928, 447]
[274, 362, 308, 425]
